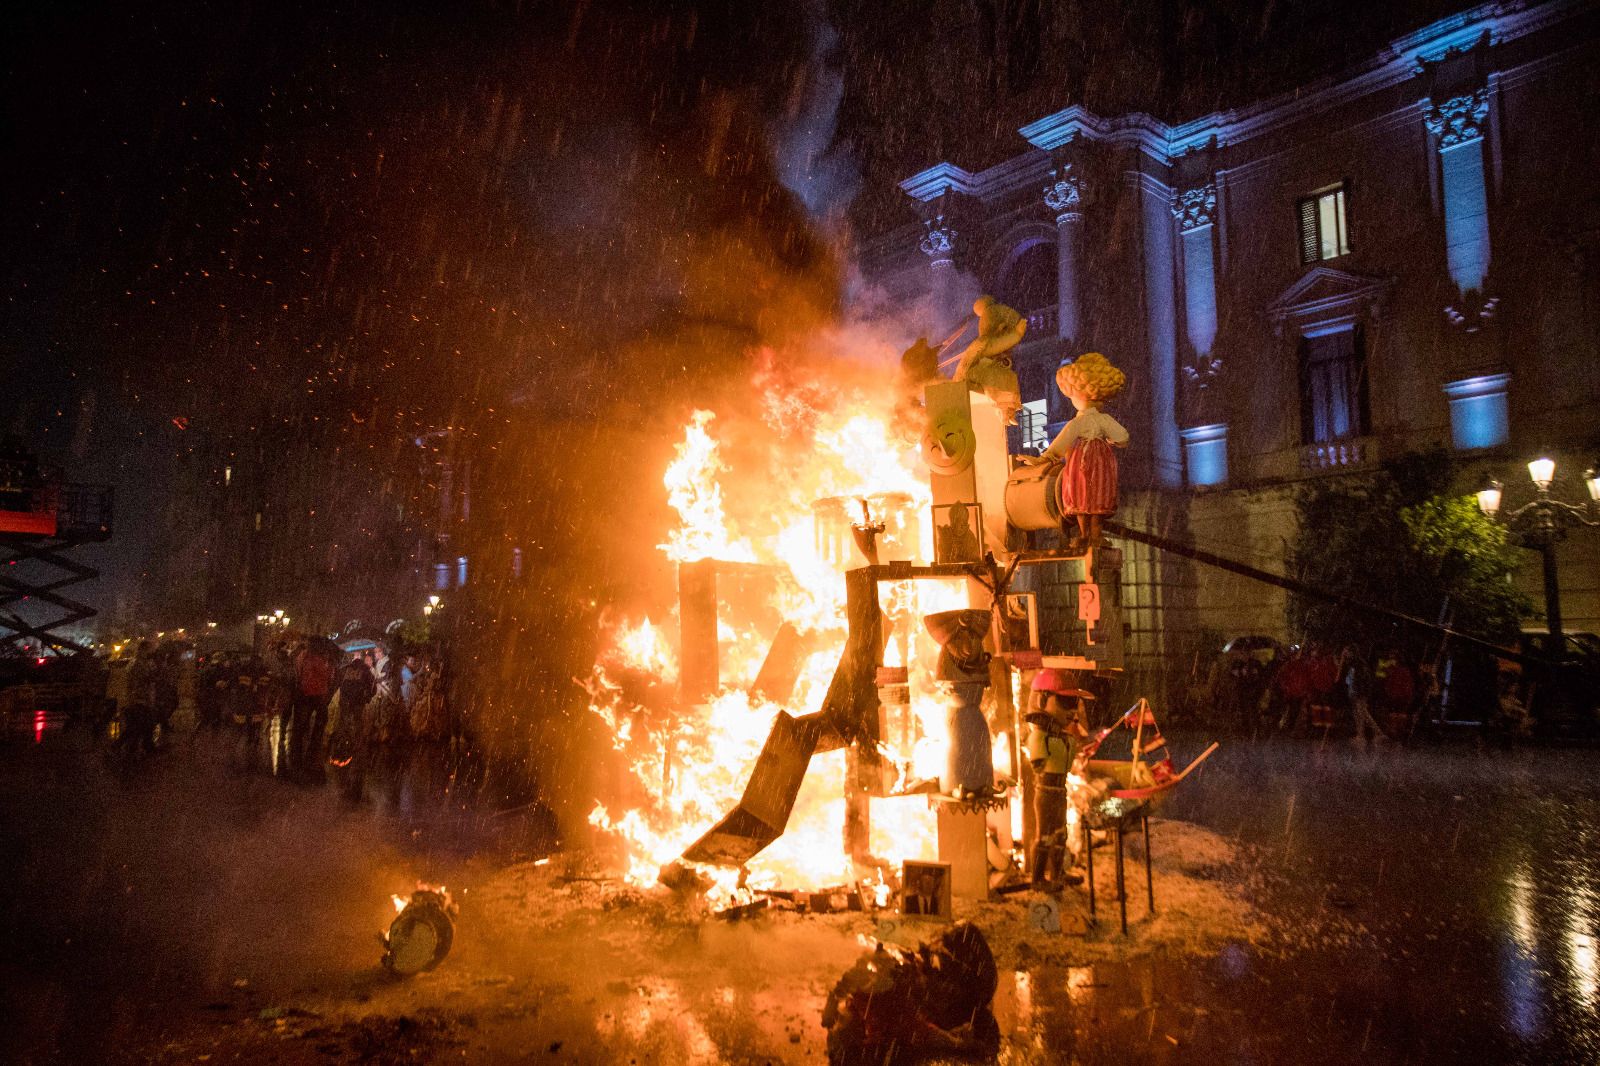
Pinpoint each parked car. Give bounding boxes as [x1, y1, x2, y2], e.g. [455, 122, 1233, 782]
[1513, 630, 1600, 738]
[0, 652, 109, 740]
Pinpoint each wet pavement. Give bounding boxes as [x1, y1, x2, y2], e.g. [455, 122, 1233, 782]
[0, 724, 523, 1064]
[1177, 729, 1600, 1062]
[1137, 732, 1600, 1065]
[1, 723, 1597, 1064]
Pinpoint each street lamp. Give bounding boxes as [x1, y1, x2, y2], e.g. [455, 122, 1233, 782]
[1476, 478, 1503, 517]
[1476, 456, 1600, 652]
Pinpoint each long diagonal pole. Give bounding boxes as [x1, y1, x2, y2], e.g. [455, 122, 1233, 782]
[1103, 519, 1545, 670]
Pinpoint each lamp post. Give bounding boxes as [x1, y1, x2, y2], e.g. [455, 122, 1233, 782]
[1476, 458, 1600, 654]
[253, 610, 291, 652]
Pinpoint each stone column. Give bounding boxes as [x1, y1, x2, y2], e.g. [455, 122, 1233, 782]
[1442, 372, 1510, 450]
[1178, 423, 1228, 487]
[1173, 183, 1226, 486]
[1136, 173, 1183, 489]
[1424, 89, 1493, 318]
[1043, 165, 1084, 344]
[1173, 183, 1219, 364]
[919, 214, 960, 331]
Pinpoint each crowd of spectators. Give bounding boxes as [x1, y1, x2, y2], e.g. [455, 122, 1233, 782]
[193, 635, 459, 807]
[1196, 641, 1427, 748]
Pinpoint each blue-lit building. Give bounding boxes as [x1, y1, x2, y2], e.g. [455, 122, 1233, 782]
[860, 0, 1600, 663]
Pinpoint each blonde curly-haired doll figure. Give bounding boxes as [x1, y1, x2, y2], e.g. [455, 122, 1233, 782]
[1027, 352, 1128, 550]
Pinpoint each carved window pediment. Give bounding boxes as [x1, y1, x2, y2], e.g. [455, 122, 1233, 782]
[1268, 266, 1394, 337]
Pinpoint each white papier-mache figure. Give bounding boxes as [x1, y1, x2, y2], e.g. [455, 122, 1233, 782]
[923, 609, 995, 799]
[950, 296, 1026, 423]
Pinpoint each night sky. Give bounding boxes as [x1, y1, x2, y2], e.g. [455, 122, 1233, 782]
[2, 0, 1463, 627]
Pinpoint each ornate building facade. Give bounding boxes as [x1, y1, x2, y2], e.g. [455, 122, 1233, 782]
[860, 0, 1600, 662]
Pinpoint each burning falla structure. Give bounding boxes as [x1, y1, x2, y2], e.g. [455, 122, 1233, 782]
[584, 299, 1165, 909]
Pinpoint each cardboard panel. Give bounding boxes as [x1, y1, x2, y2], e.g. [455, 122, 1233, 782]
[680, 711, 820, 867]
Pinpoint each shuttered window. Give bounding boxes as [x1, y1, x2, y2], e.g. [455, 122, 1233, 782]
[1297, 185, 1350, 264]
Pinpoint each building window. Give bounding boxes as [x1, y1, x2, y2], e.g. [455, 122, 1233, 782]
[1298, 186, 1350, 264]
[1299, 324, 1368, 444]
[1018, 399, 1050, 452]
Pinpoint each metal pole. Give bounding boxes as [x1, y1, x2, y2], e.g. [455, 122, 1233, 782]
[1103, 519, 1549, 669]
[1084, 817, 1096, 925]
[1143, 813, 1155, 915]
[1540, 539, 1563, 650]
[1116, 828, 1127, 935]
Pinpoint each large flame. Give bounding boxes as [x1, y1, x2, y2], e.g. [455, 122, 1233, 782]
[658, 410, 755, 564]
[585, 367, 985, 901]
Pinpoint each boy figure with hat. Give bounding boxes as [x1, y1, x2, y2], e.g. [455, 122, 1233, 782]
[1024, 669, 1092, 890]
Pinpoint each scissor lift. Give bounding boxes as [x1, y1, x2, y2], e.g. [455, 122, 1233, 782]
[0, 455, 113, 655]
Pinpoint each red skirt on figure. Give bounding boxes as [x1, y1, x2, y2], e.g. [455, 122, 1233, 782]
[1060, 437, 1118, 516]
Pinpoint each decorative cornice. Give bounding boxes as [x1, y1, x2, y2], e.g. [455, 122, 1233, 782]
[912, 0, 1585, 197]
[1172, 184, 1218, 231]
[899, 163, 978, 203]
[1042, 165, 1083, 223]
[1423, 88, 1491, 149]
[1020, 106, 1171, 162]
[1178, 422, 1228, 442]
[1020, 7, 1519, 170]
[1442, 372, 1511, 400]
[1268, 266, 1397, 336]
[918, 216, 957, 261]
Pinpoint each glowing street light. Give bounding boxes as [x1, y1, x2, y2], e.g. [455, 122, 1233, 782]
[1476, 478, 1503, 517]
[1476, 455, 1600, 648]
[1527, 456, 1556, 491]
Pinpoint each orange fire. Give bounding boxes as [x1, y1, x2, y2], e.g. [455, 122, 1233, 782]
[658, 410, 755, 565]
[585, 369, 983, 901]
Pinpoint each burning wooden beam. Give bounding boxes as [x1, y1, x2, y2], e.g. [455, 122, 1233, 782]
[750, 622, 814, 706]
[677, 559, 718, 703]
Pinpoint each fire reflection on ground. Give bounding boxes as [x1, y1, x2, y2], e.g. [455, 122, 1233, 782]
[8, 708, 1600, 1063]
[594, 977, 721, 1061]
